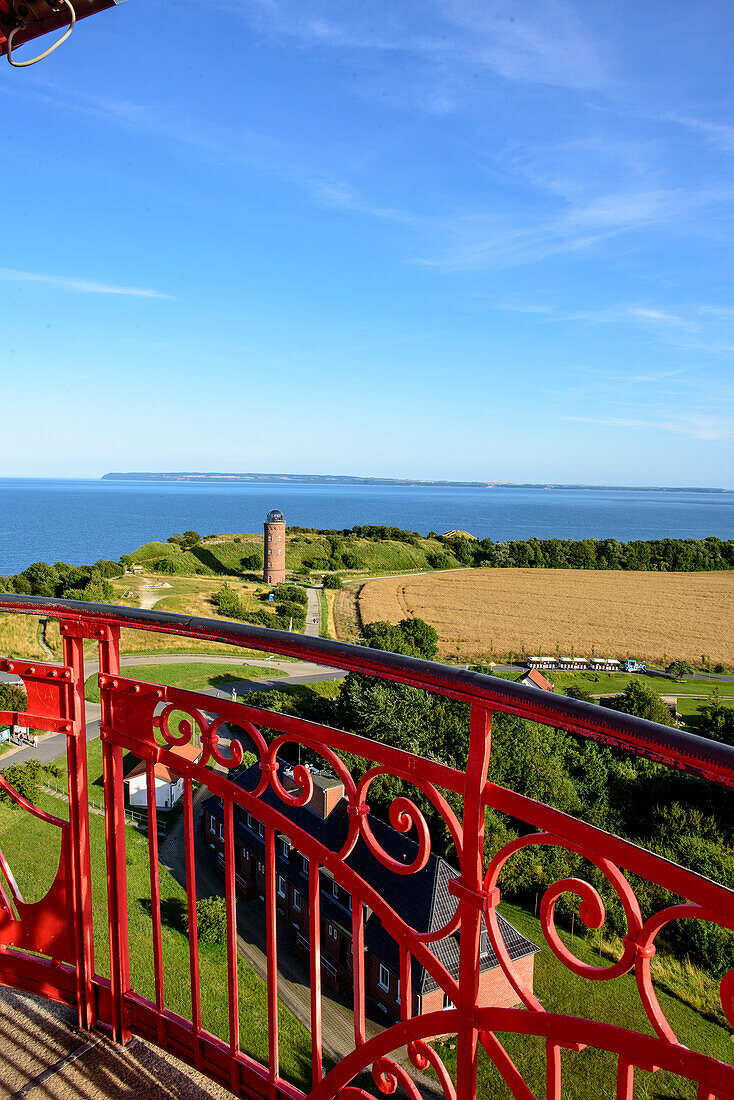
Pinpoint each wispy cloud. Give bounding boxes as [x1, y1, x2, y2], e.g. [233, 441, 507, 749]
[215, 0, 612, 95]
[413, 185, 733, 270]
[565, 413, 734, 442]
[0, 268, 172, 299]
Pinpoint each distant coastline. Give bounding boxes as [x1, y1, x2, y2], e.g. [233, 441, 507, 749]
[101, 472, 732, 494]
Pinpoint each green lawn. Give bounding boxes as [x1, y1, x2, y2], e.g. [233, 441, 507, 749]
[0, 750, 315, 1092]
[84, 661, 270, 703]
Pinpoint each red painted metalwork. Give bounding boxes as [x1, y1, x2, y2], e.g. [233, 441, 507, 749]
[0, 594, 733, 1100]
[0, 0, 121, 58]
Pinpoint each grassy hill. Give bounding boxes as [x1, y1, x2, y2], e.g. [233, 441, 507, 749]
[128, 531, 456, 580]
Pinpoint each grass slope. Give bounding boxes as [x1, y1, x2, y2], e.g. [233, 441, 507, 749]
[432, 900, 730, 1100]
[0, 751, 314, 1091]
[83, 661, 269, 703]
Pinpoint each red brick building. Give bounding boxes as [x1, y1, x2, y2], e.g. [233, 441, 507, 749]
[203, 760, 538, 1026]
[263, 509, 286, 585]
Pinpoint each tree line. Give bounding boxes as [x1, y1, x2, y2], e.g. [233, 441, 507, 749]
[0, 559, 121, 602]
[287, 525, 734, 572]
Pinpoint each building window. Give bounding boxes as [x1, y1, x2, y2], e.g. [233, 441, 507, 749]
[268, 536, 272, 542]
[277, 535, 281, 541]
[442, 993, 454, 1010]
[258, 861, 264, 873]
[378, 965, 390, 992]
[397, 980, 401, 1005]
[293, 889, 301, 912]
[219, 822, 224, 841]
[278, 876, 286, 898]
[280, 838, 289, 858]
[210, 813, 216, 832]
[244, 848, 249, 861]
[277, 549, 281, 555]
[332, 881, 339, 899]
[258, 822, 265, 838]
[246, 811, 251, 827]
[302, 856, 309, 875]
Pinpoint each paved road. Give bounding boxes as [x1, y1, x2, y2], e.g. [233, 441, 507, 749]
[305, 586, 320, 637]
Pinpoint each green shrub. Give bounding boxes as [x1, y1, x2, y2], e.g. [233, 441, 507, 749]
[184, 896, 227, 945]
[273, 584, 307, 605]
[213, 584, 243, 618]
[427, 552, 456, 570]
[0, 760, 43, 805]
[322, 574, 343, 589]
[155, 557, 183, 575]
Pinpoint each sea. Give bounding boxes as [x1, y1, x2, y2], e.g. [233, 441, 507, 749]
[0, 478, 732, 578]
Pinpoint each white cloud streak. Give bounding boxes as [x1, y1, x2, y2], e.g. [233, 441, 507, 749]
[0, 268, 172, 299]
[565, 413, 734, 443]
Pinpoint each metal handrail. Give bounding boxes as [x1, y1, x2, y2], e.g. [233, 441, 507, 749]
[1, 593, 732, 788]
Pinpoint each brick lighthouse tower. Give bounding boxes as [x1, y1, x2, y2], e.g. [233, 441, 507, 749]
[263, 509, 286, 585]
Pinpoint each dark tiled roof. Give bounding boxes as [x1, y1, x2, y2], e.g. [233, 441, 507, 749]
[203, 760, 538, 993]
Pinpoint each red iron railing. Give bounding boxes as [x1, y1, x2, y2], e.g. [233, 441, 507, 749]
[0, 595, 733, 1099]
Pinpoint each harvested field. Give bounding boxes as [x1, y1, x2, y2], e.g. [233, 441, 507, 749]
[351, 569, 734, 664]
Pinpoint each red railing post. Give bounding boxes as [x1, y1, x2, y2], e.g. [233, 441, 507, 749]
[453, 704, 493, 1100]
[60, 621, 96, 1032]
[97, 623, 131, 1044]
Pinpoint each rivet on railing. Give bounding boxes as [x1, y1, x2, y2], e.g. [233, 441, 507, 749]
[6, 662, 13, 672]
[132, 684, 140, 694]
[155, 690, 163, 699]
[48, 670, 57, 678]
[27, 666, 35, 675]
[111, 679, 119, 689]
[99, 677, 108, 688]
[62, 723, 72, 733]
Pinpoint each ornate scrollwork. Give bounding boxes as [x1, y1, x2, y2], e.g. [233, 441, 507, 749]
[355, 768, 462, 869]
[155, 703, 268, 772]
[407, 1040, 457, 1100]
[483, 833, 646, 1014]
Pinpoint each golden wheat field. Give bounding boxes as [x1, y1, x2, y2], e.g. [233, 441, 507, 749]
[352, 568, 734, 664]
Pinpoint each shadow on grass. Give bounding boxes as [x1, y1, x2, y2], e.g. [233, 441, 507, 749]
[138, 895, 188, 934]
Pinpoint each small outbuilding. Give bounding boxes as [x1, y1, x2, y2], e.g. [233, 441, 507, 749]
[517, 668, 555, 692]
[124, 743, 202, 811]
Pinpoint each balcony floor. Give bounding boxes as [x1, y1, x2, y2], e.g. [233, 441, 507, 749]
[0, 987, 233, 1100]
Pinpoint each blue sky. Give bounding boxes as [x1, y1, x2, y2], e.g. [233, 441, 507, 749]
[1, 0, 733, 486]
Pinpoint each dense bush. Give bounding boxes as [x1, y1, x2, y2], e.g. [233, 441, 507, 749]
[0, 760, 43, 806]
[0, 684, 28, 713]
[426, 552, 456, 570]
[274, 584, 308, 606]
[603, 680, 677, 726]
[322, 574, 343, 589]
[154, 557, 184, 575]
[184, 896, 227, 945]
